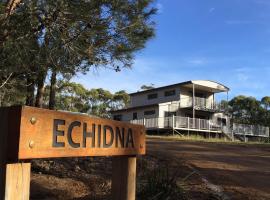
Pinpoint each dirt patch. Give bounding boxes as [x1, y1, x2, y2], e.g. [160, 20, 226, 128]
[30, 154, 220, 199]
[147, 138, 270, 200]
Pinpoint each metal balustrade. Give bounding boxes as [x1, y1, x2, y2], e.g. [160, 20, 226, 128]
[179, 97, 226, 111]
[130, 116, 222, 132]
[233, 123, 269, 137]
[129, 116, 269, 137]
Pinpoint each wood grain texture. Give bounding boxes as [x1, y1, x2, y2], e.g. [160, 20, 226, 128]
[5, 163, 31, 200]
[1, 106, 145, 159]
[112, 156, 137, 200]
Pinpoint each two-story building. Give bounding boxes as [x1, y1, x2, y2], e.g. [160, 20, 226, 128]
[111, 80, 269, 141]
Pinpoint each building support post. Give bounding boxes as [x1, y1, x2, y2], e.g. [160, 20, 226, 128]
[172, 115, 175, 135]
[187, 117, 190, 137]
[192, 84, 195, 119]
[213, 93, 215, 109]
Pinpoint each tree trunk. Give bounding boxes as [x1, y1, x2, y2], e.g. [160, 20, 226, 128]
[25, 76, 35, 106]
[48, 70, 57, 110]
[35, 70, 47, 108]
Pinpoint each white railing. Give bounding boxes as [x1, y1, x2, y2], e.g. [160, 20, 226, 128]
[233, 123, 269, 137]
[130, 116, 223, 132]
[179, 97, 226, 111]
[129, 117, 270, 137]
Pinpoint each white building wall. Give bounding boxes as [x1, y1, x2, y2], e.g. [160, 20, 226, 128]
[112, 106, 159, 121]
[130, 87, 181, 107]
[179, 89, 192, 107]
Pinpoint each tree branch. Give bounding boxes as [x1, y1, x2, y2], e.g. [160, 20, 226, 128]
[0, 72, 13, 89]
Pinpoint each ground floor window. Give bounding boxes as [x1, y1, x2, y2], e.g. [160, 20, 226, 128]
[144, 110, 156, 115]
[113, 114, 122, 121]
[133, 112, 138, 120]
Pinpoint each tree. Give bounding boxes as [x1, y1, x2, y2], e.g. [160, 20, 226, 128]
[112, 90, 130, 110]
[261, 96, 270, 110]
[228, 95, 266, 126]
[140, 84, 155, 91]
[0, 0, 156, 109]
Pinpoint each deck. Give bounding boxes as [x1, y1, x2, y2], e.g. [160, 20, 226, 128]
[129, 116, 269, 138]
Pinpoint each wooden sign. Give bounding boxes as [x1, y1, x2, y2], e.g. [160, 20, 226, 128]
[1, 106, 145, 160]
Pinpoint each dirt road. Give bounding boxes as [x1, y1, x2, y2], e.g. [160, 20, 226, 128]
[147, 138, 270, 200]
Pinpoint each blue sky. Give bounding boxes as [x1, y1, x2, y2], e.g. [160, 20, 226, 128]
[73, 0, 270, 100]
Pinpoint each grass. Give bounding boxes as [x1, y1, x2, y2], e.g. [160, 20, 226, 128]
[147, 134, 270, 146]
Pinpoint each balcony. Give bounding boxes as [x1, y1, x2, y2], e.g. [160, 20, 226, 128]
[179, 97, 226, 112]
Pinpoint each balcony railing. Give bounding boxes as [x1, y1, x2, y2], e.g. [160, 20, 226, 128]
[130, 116, 223, 132]
[233, 123, 269, 137]
[179, 97, 226, 111]
[129, 116, 269, 138]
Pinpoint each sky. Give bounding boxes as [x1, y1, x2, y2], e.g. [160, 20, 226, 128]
[73, 0, 270, 101]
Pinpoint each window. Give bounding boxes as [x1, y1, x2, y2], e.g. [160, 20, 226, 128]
[113, 115, 122, 121]
[144, 110, 156, 115]
[133, 112, 138, 120]
[165, 90, 176, 97]
[218, 117, 227, 126]
[148, 93, 158, 100]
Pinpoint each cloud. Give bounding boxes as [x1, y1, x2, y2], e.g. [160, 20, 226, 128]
[209, 7, 215, 13]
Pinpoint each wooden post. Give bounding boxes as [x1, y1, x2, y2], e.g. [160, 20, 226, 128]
[0, 108, 31, 200]
[5, 163, 31, 200]
[0, 108, 8, 200]
[112, 156, 137, 200]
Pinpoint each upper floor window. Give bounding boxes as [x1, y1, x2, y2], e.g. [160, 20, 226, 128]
[164, 90, 176, 97]
[148, 93, 158, 100]
[144, 110, 156, 115]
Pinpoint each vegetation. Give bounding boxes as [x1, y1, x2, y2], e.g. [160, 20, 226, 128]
[42, 81, 130, 117]
[0, 0, 156, 109]
[228, 95, 270, 127]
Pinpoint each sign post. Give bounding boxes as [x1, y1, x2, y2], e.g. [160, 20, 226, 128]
[0, 106, 145, 200]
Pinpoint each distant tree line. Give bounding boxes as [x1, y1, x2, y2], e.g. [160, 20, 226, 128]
[0, 79, 130, 118]
[227, 96, 270, 127]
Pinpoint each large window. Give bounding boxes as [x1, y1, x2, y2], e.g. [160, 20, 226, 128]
[144, 110, 156, 115]
[148, 93, 158, 100]
[164, 90, 176, 97]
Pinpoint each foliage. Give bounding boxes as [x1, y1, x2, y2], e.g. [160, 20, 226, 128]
[43, 81, 130, 118]
[140, 84, 155, 90]
[228, 95, 270, 127]
[0, 0, 156, 108]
